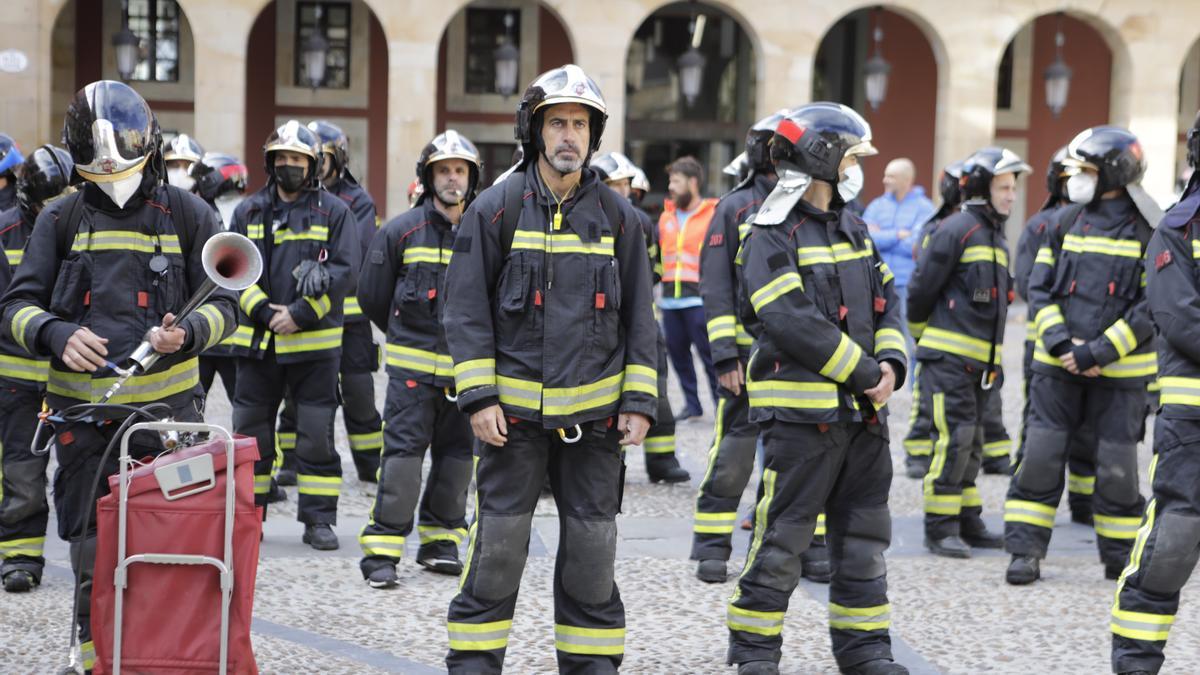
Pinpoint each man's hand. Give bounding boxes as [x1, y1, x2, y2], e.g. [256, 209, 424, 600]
[618, 413, 651, 446]
[471, 405, 508, 447]
[865, 361, 896, 406]
[149, 312, 187, 354]
[1082, 365, 1102, 377]
[1061, 337, 1085, 374]
[61, 327, 109, 373]
[268, 303, 300, 335]
[718, 360, 745, 396]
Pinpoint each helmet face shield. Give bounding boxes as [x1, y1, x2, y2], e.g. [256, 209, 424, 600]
[65, 80, 160, 184]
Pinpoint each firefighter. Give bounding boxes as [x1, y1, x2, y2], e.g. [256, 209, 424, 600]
[1110, 111, 1200, 675]
[272, 121, 383, 486]
[1011, 147, 1097, 524]
[163, 133, 204, 191]
[229, 120, 360, 550]
[591, 150, 690, 484]
[1005, 126, 1160, 584]
[0, 133, 25, 212]
[908, 147, 1026, 559]
[728, 102, 908, 675]
[0, 80, 235, 669]
[0, 144, 74, 592]
[355, 130, 480, 589]
[442, 64, 658, 674]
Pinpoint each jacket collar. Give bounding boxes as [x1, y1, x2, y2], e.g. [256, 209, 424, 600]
[525, 163, 610, 239]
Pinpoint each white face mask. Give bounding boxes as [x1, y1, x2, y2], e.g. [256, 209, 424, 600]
[1067, 172, 1097, 204]
[95, 171, 144, 209]
[838, 163, 864, 202]
[167, 166, 195, 192]
[215, 194, 244, 229]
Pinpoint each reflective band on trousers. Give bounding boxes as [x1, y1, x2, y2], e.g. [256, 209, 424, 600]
[644, 435, 674, 454]
[276, 327, 343, 354]
[49, 358, 199, 404]
[0, 354, 48, 383]
[349, 431, 383, 451]
[555, 625, 626, 655]
[448, 620, 512, 651]
[1111, 608, 1174, 642]
[386, 343, 453, 377]
[829, 602, 891, 631]
[418, 525, 467, 544]
[0, 536, 46, 558]
[5, 248, 22, 266]
[983, 440, 1010, 458]
[297, 474, 340, 496]
[746, 379, 839, 409]
[359, 534, 405, 558]
[1095, 514, 1143, 540]
[694, 511, 737, 534]
[1004, 499, 1056, 529]
[727, 604, 784, 636]
[1068, 472, 1095, 495]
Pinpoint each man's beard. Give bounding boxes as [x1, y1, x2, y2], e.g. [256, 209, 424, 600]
[672, 191, 693, 211]
[547, 145, 584, 174]
[436, 185, 464, 207]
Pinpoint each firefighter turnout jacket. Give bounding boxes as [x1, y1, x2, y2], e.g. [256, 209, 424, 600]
[1145, 198, 1200, 417]
[229, 186, 359, 363]
[443, 163, 659, 430]
[0, 206, 47, 389]
[329, 177, 377, 323]
[1, 184, 236, 408]
[737, 200, 908, 425]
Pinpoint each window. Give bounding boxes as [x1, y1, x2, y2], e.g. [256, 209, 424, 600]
[464, 8, 520, 95]
[476, 142, 521, 187]
[996, 41, 1015, 111]
[295, 1, 351, 89]
[126, 0, 180, 82]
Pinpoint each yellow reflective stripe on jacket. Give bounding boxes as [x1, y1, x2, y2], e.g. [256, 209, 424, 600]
[1103, 319, 1137, 359]
[554, 624, 625, 656]
[497, 375, 542, 411]
[226, 325, 271, 350]
[344, 296, 362, 316]
[454, 358, 496, 391]
[275, 327, 343, 354]
[1111, 608, 1174, 642]
[795, 242, 873, 267]
[621, 364, 657, 396]
[873, 328, 906, 357]
[746, 379, 840, 409]
[0, 354, 49, 383]
[48, 358, 199, 404]
[919, 326, 1000, 364]
[5, 249, 22, 266]
[245, 224, 265, 239]
[1062, 233, 1142, 259]
[908, 320, 927, 339]
[829, 602, 891, 632]
[1033, 340, 1156, 379]
[820, 333, 864, 382]
[195, 304, 227, 351]
[447, 619, 512, 651]
[543, 373, 622, 417]
[274, 225, 329, 243]
[879, 260, 894, 285]
[71, 230, 183, 254]
[960, 245, 1009, 266]
[386, 343, 453, 377]
[1025, 321, 1037, 342]
[511, 231, 614, 256]
[727, 604, 785, 636]
[403, 246, 452, 265]
[707, 315, 737, 342]
[304, 294, 332, 320]
[735, 324, 753, 345]
[1035, 304, 1065, 338]
[1159, 376, 1200, 406]
[239, 286, 268, 316]
[1034, 246, 1055, 266]
[750, 271, 803, 314]
[11, 305, 49, 353]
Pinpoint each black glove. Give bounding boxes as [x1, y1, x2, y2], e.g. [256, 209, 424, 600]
[293, 259, 330, 298]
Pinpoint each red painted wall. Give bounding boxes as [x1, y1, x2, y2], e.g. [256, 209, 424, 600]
[859, 10, 938, 206]
[244, 3, 277, 192]
[997, 14, 1111, 216]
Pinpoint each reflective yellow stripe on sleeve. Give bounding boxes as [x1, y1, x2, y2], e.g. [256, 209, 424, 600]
[1102, 319, 1137, 359]
[453, 358, 496, 392]
[239, 286, 269, 316]
[621, 364, 657, 396]
[304, 294, 332, 320]
[819, 334, 864, 383]
[1035, 304, 1065, 338]
[707, 315, 737, 343]
[873, 328, 906, 358]
[749, 271, 804, 314]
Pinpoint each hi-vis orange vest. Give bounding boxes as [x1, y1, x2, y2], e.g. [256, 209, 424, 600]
[658, 197, 718, 299]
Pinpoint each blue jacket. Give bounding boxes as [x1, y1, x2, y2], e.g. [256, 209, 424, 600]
[862, 186, 935, 288]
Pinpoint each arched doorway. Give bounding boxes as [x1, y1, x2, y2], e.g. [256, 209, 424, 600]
[1176, 37, 1200, 196]
[435, 0, 574, 188]
[243, 0, 390, 213]
[813, 6, 940, 209]
[994, 13, 1117, 224]
[624, 2, 756, 209]
[49, 0, 197, 142]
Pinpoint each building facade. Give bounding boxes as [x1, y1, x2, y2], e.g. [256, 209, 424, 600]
[3, 0, 1199, 238]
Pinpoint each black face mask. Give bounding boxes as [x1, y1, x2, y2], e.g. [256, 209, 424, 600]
[275, 165, 307, 193]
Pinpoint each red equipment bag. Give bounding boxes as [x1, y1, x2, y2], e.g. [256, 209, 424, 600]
[92, 435, 262, 674]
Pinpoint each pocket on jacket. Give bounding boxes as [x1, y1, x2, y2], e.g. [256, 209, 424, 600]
[49, 255, 93, 321]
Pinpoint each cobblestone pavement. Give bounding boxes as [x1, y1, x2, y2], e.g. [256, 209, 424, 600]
[5, 310, 1198, 674]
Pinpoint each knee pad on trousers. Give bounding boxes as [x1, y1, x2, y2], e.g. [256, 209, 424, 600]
[561, 516, 617, 604]
[428, 457, 472, 520]
[711, 435, 758, 497]
[294, 405, 338, 465]
[1096, 440, 1139, 507]
[1015, 427, 1070, 493]
[1142, 511, 1200, 595]
[341, 373, 377, 415]
[473, 512, 534, 601]
[376, 456, 423, 527]
[755, 518, 816, 592]
[838, 508, 891, 580]
[940, 425, 979, 484]
[0, 459, 47, 525]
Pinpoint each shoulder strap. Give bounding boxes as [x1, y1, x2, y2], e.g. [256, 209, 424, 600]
[164, 185, 195, 255]
[500, 172, 525, 257]
[598, 185, 621, 241]
[55, 190, 87, 259]
[1050, 203, 1086, 248]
